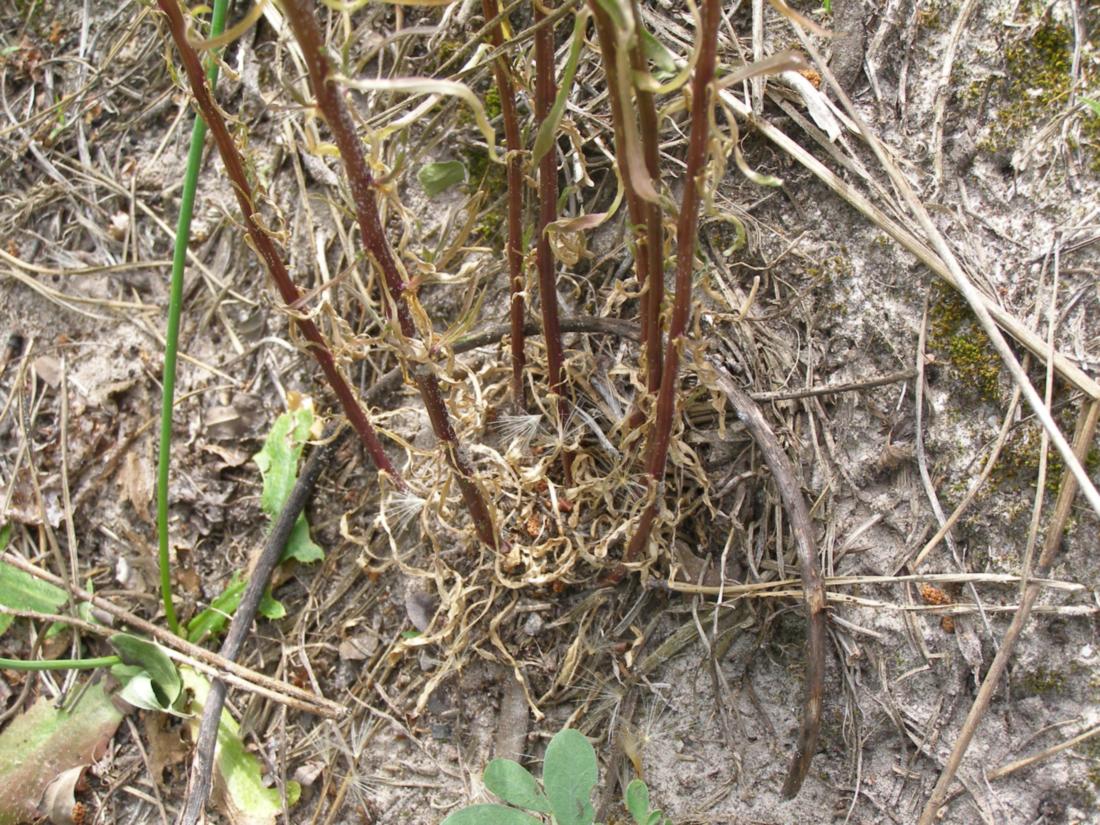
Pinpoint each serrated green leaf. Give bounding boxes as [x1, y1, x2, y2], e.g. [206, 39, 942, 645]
[543, 729, 597, 825]
[417, 160, 467, 196]
[253, 403, 324, 564]
[532, 9, 590, 167]
[283, 515, 323, 563]
[254, 405, 313, 517]
[181, 667, 294, 825]
[0, 559, 68, 637]
[440, 803, 543, 825]
[483, 759, 551, 813]
[109, 633, 181, 709]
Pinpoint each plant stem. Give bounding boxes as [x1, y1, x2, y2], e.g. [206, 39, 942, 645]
[0, 655, 120, 671]
[535, 0, 572, 486]
[280, 0, 498, 549]
[588, 1, 664, 420]
[588, 4, 650, 346]
[628, 0, 664, 393]
[157, 0, 229, 638]
[481, 0, 527, 412]
[154, 0, 405, 492]
[624, 0, 720, 564]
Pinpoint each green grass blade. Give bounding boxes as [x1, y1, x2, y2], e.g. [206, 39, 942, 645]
[157, 0, 230, 637]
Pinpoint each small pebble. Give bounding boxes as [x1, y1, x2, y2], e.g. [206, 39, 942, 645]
[523, 613, 544, 636]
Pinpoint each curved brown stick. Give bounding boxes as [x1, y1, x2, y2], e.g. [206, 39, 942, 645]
[280, 0, 498, 549]
[154, 0, 402, 488]
[709, 360, 826, 799]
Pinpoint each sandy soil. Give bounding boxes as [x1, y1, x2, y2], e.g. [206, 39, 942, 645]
[1, 1, 1099, 824]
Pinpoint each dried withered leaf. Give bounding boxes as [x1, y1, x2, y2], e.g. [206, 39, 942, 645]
[144, 712, 189, 780]
[338, 633, 379, 662]
[118, 449, 153, 524]
[919, 583, 952, 606]
[39, 765, 84, 825]
[876, 441, 914, 472]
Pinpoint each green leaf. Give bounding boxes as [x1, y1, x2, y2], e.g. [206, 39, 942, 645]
[187, 575, 246, 644]
[625, 779, 649, 824]
[181, 667, 293, 825]
[417, 160, 467, 196]
[0, 559, 68, 637]
[624, 779, 664, 825]
[0, 523, 10, 551]
[1083, 97, 1100, 116]
[0, 680, 124, 825]
[259, 591, 285, 619]
[187, 574, 288, 645]
[440, 803, 544, 825]
[253, 403, 323, 563]
[283, 515, 323, 563]
[542, 729, 597, 825]
[531, 9, 590, 167]
[112, 667, 187, 716]
[483, 759, 551, 813]
[255, 405, 313, 516]
[109, 633, 181, 709]
[639, 29, 676, 77]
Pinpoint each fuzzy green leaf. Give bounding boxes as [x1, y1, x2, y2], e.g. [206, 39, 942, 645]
[542, 729, 597, 825]
[440, 803, 543, 825]
[625, 779, 650, 824]
[483, 759, 551, 813]
[418, 160, 467, 196]
[625, 779, 665, 825]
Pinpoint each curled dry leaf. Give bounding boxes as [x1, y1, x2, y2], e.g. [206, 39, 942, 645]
[39, 765, 84, 825]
